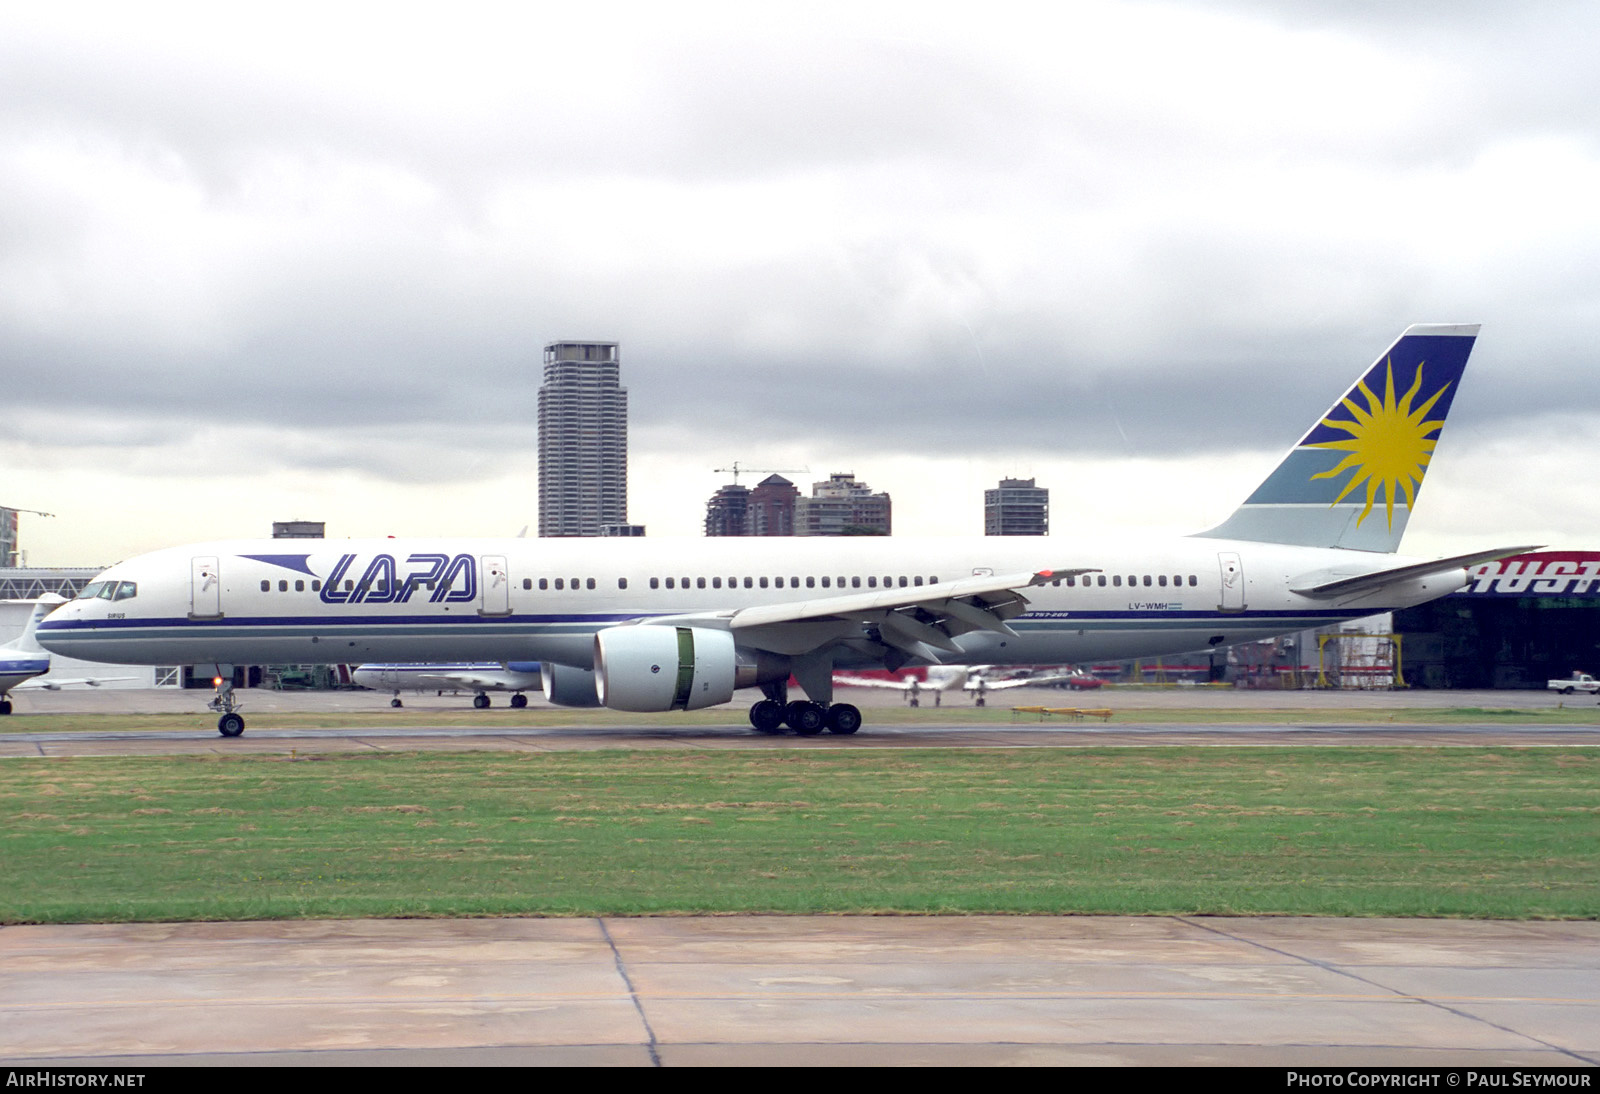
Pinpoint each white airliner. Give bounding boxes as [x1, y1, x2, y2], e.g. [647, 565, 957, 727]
[38, 325, 1530, 738]
[352, 661, 544, 708]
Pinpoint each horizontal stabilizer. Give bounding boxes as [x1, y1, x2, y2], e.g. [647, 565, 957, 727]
[1290, 546, 1541, 599]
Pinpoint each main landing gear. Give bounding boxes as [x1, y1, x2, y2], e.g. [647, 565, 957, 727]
[747, 698, 862, 736]
[208, 678, 245, 737]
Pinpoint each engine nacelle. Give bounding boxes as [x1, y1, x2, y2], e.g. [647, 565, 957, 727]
[594, 625, 736, 712]
[541, 663, 602, 708]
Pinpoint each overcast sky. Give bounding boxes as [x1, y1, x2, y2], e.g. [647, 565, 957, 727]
[4, 0, 1599, 566]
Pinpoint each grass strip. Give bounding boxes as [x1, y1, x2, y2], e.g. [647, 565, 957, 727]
[2, 747, 1596, 923]
[4, 701, 1600, 734]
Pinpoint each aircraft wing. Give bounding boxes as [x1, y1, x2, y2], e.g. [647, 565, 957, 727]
[14, 674, 137, 691]
[1289, 546, 1541, 600]
[411, 672, 525, 692]
[650, 567, 1098, 660]
[833, 674, 918, 691]
[966, 670, 1079, 691]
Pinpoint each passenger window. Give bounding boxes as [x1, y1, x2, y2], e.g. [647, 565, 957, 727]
[713, 577, 722, 589]
[523, 578, 532, 590]
[806, 576, 815, 588]
[618, 578, 628, 589]
[260, 580, 269, 592]
[1097, 576, 1107, 587]
[744, 577, 753, 588]
[650, 578, 659, 589]
[775, 577, 784, 588]
[1113, 576, 1122, 587]
[586, 578, 596, 590]
[665, 578, 674, 589]
[821, 576, 830, 588]
[759, 577, 769, 589]
[1158, 575, 1168, 586]
[913, 576, 923, 586]
[540, 578, 549, 590]
[294, 580, 304, 592]
[852, 577, 861, 588]
[1143, 576, 1152, 587]
[1189, 575, 1198, 586]
[867, 576, 877, 588]
[791, 576, 799, 587]
[312, 580, 322, 592]
[697, 577, 706, 589]
[898, 576, 907, 587]
[556, 578, 565, 590]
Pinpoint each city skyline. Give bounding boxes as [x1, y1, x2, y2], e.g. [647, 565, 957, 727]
[4, 5, 1599, 565]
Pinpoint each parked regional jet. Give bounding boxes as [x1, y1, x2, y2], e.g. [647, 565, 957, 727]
[0, 596, 56, 713]
[38, 325, 1531, 737]
[353, 661, 544, 708]
[0, 594, 133, 712]
[834, 665, 1086, 706]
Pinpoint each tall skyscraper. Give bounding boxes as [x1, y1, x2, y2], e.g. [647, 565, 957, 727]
[985, 477, 1049, 536]
[0, 508, 16, 568]
[538, 341, 628, 537]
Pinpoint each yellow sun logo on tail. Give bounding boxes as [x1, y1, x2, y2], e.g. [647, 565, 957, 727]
[1308, 357, 1451, 529]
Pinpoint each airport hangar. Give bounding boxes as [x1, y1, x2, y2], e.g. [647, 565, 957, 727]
[3, 550, 1600, 696]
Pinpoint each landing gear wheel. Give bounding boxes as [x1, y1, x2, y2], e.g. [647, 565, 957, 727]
[473, 693, 491, 709]
[787, 700, 826, 736]
[390, 698, 403, 708]
[217, 713, 245, 737]
[0, 699, 11, 715]
[825, 703, 861, 735]
[749, 700, 785, 734]
[975, 696, 986, 707]
[510, 693, 528, 709]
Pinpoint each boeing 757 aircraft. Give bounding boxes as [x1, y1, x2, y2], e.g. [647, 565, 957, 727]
[38, 325, 1530, 737]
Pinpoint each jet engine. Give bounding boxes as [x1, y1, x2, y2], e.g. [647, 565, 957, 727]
[541, 663, 603, 708]
[594, 625, 736, 712]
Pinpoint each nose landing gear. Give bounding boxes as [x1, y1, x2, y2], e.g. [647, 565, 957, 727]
[208, 678, 245, 737]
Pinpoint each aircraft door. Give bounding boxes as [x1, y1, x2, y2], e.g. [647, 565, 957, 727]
[190, 556, 222, 619]
[480, 555, 510, 617]
[1217, 552, 1245, 613]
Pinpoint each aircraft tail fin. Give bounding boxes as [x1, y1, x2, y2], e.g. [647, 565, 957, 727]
[1193, 324, 1480, 552]
[6, 593, 66, 654]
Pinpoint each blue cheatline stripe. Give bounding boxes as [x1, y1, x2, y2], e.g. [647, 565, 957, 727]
[45, 610, 1361, 651]
[38, 612, 658, 632]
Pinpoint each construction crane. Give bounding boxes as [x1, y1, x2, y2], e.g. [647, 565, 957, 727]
[2, 507, 56, 519]
[712, 462, 810, 485]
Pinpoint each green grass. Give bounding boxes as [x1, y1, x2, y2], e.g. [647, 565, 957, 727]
[2, 748, 1596, 923]
[5, 699, 1600, 734]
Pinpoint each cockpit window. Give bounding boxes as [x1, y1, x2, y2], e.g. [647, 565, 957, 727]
[113, 582, 137, 601]
[77, 582, 105, 600]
